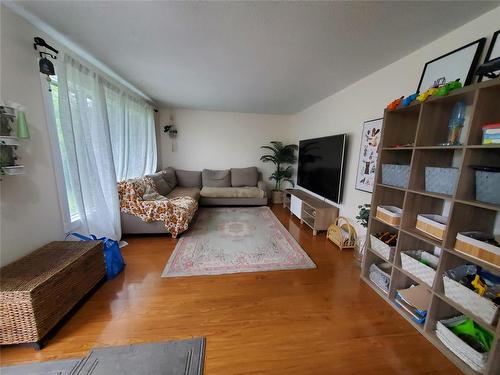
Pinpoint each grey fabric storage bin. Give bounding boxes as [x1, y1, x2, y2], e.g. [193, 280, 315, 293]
[381, 164, 410, 188]
[425, 167, 458, 195]
[475, 168, 500, 205]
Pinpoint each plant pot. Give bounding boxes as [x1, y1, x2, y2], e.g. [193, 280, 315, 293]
[271, 190, 283, 204]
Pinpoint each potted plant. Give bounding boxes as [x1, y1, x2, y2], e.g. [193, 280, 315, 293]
[260, 141, 298, 204]
[354, 204, 371, 266]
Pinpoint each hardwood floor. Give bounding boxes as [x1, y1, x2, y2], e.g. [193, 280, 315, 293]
[0, 205, 460, 374]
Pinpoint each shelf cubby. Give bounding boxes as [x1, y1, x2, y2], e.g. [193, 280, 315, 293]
[416, 89, 476, 147]
[381, 106, 419, 148]
[408, 148, 463, 195]
[362, 78, 500, 375]
[467, 84, 500, 146]
[455, 148, 500, 205]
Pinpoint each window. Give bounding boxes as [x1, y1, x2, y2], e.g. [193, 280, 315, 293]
[42, 76, 81, 230]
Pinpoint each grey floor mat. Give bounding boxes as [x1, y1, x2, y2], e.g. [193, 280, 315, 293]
[2, 337, 205, 375]
[71, 337, 205, 375]
[1, 359, 82, 375]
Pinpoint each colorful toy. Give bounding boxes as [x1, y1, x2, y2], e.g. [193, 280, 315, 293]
[416, 87, 438, 102]
[401, 92, 418, 107]
[386, 96, 403, 110]
[435, 79, 462, 96]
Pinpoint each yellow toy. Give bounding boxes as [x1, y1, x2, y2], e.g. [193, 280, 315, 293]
[327, 216, 357, 251]
[416, 87, 438, 102]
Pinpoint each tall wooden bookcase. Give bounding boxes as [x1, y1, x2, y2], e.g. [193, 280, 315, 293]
[361, 78, 500, 375]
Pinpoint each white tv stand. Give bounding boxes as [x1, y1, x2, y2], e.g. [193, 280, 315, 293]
[282, 189, 339, 235]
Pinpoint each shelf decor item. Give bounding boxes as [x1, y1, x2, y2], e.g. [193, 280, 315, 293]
[381, 164, 410, 188]
[376, 205, 402, 226]
[436, 315, 490, 373]
[260, 141, 298, 204]
[482, 123, 500, 145]
[416, 38, 486, 93]
[455, 231, 500, 267]
[355, 118, 382, 193]
[472, 165, 500, 205]
[441, 101, 466, 146]
[478, 30, 500, 82]
[416, 214, 447, 240]
[400, 250, 439, 287]
[327, 216, 357, 251]
[16, 110, 30, 139]
[425, 167, 459, 195]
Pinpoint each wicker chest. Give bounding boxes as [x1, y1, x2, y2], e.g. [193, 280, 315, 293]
[0, 241, 105, 347]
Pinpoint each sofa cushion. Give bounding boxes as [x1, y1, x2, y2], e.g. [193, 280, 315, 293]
[167, 187, 201, 201]
[145, 172, 172, 196]
[161, 167, 177, 191]
[202, 169, 231, 187]
[231, 167, 258, 187]
[200, 186, 265, 198]
[175, 169, 202, 188]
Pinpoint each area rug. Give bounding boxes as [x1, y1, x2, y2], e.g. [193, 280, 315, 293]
[162, 206, 316, 277]
[1, 337, 205, 375]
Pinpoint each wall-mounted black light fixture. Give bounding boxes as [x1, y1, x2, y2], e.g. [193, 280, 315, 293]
[34, 37, 58, 89]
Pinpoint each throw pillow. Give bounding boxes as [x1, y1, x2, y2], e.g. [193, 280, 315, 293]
[145, 172, 172, 196]
[231, 167, 258, 187]
[161, 167, 177, 191]
[175, 169, 202, 188]
[202, 169, 231, 187]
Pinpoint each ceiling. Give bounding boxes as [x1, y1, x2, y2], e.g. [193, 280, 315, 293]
[9, 1, 499, 114]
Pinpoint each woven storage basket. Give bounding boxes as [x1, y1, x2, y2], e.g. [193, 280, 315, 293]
[416, 214, 447, 240]
[400, 250, 439, 287]
[369, 262, 391, 294]
[376, 206, 402, 227]
[370, 234, 395, 261]
[454, 232, 500, 267]
[443, 275, 499, 326]
[436, 316, 489, 373]
[0, 241, 105, 345]
[425, 167, 458, 195]
[381, 164, 410, 188]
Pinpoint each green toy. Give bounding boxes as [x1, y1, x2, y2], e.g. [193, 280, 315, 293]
[451, 318, 493, 353]
[435, 79, 462, 96]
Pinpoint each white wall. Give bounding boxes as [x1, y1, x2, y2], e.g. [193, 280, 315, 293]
[0, 5, 65, 266]
[288, 6, 500, 233]
[158, 108, 292, 186]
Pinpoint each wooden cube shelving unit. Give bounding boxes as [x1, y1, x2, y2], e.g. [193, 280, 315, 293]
[361, 78, 500, 375]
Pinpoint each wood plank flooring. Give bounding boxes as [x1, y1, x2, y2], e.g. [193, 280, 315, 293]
[0, 205, 460, 374]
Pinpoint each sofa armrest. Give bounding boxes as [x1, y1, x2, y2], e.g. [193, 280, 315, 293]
[257, 180, 268, 197]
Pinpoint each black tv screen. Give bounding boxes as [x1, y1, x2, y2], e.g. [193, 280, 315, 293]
[297, 134, 347, 203]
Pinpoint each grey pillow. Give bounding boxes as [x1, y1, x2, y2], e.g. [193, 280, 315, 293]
[175, 169, 202, 188]
[231, 167, 258, 187]
[161, 167, 177, 191]
[202, 169, 231, 187]
[145, 172, 172, 196]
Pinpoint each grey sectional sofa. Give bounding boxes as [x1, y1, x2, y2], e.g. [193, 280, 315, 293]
[121, 166, 268, 234]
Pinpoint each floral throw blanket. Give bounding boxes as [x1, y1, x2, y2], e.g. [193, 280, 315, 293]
[117, 177, 198, 238]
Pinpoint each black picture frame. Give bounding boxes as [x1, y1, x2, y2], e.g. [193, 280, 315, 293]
[478, 30, 500, 82]
[416, 37, 486, 93]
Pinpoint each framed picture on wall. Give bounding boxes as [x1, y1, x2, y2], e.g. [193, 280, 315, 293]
[416, 38, 486, 92]
[355, 118, 382, 193]
[478, 30, 500, 82]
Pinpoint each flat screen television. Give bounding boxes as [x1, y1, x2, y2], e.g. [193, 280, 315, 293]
[297, 134, 347, 203]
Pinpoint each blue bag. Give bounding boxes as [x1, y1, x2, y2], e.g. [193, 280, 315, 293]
[70, 233, 125, 279]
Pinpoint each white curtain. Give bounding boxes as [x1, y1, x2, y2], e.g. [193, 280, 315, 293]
[56, 53, 157, 240]
[104, 85, 157, 181]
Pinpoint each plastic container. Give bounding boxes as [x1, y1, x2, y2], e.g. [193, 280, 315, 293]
[445, 101, 465, 145]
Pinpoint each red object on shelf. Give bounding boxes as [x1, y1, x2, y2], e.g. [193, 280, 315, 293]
[482, 123, 500, 130]
[387, 96, 403, 110]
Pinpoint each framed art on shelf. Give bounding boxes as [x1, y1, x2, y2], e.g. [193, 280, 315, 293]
[355, 118, 382, 193]
[478, 29, 500, 82]
[416, 38, 486, 92]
